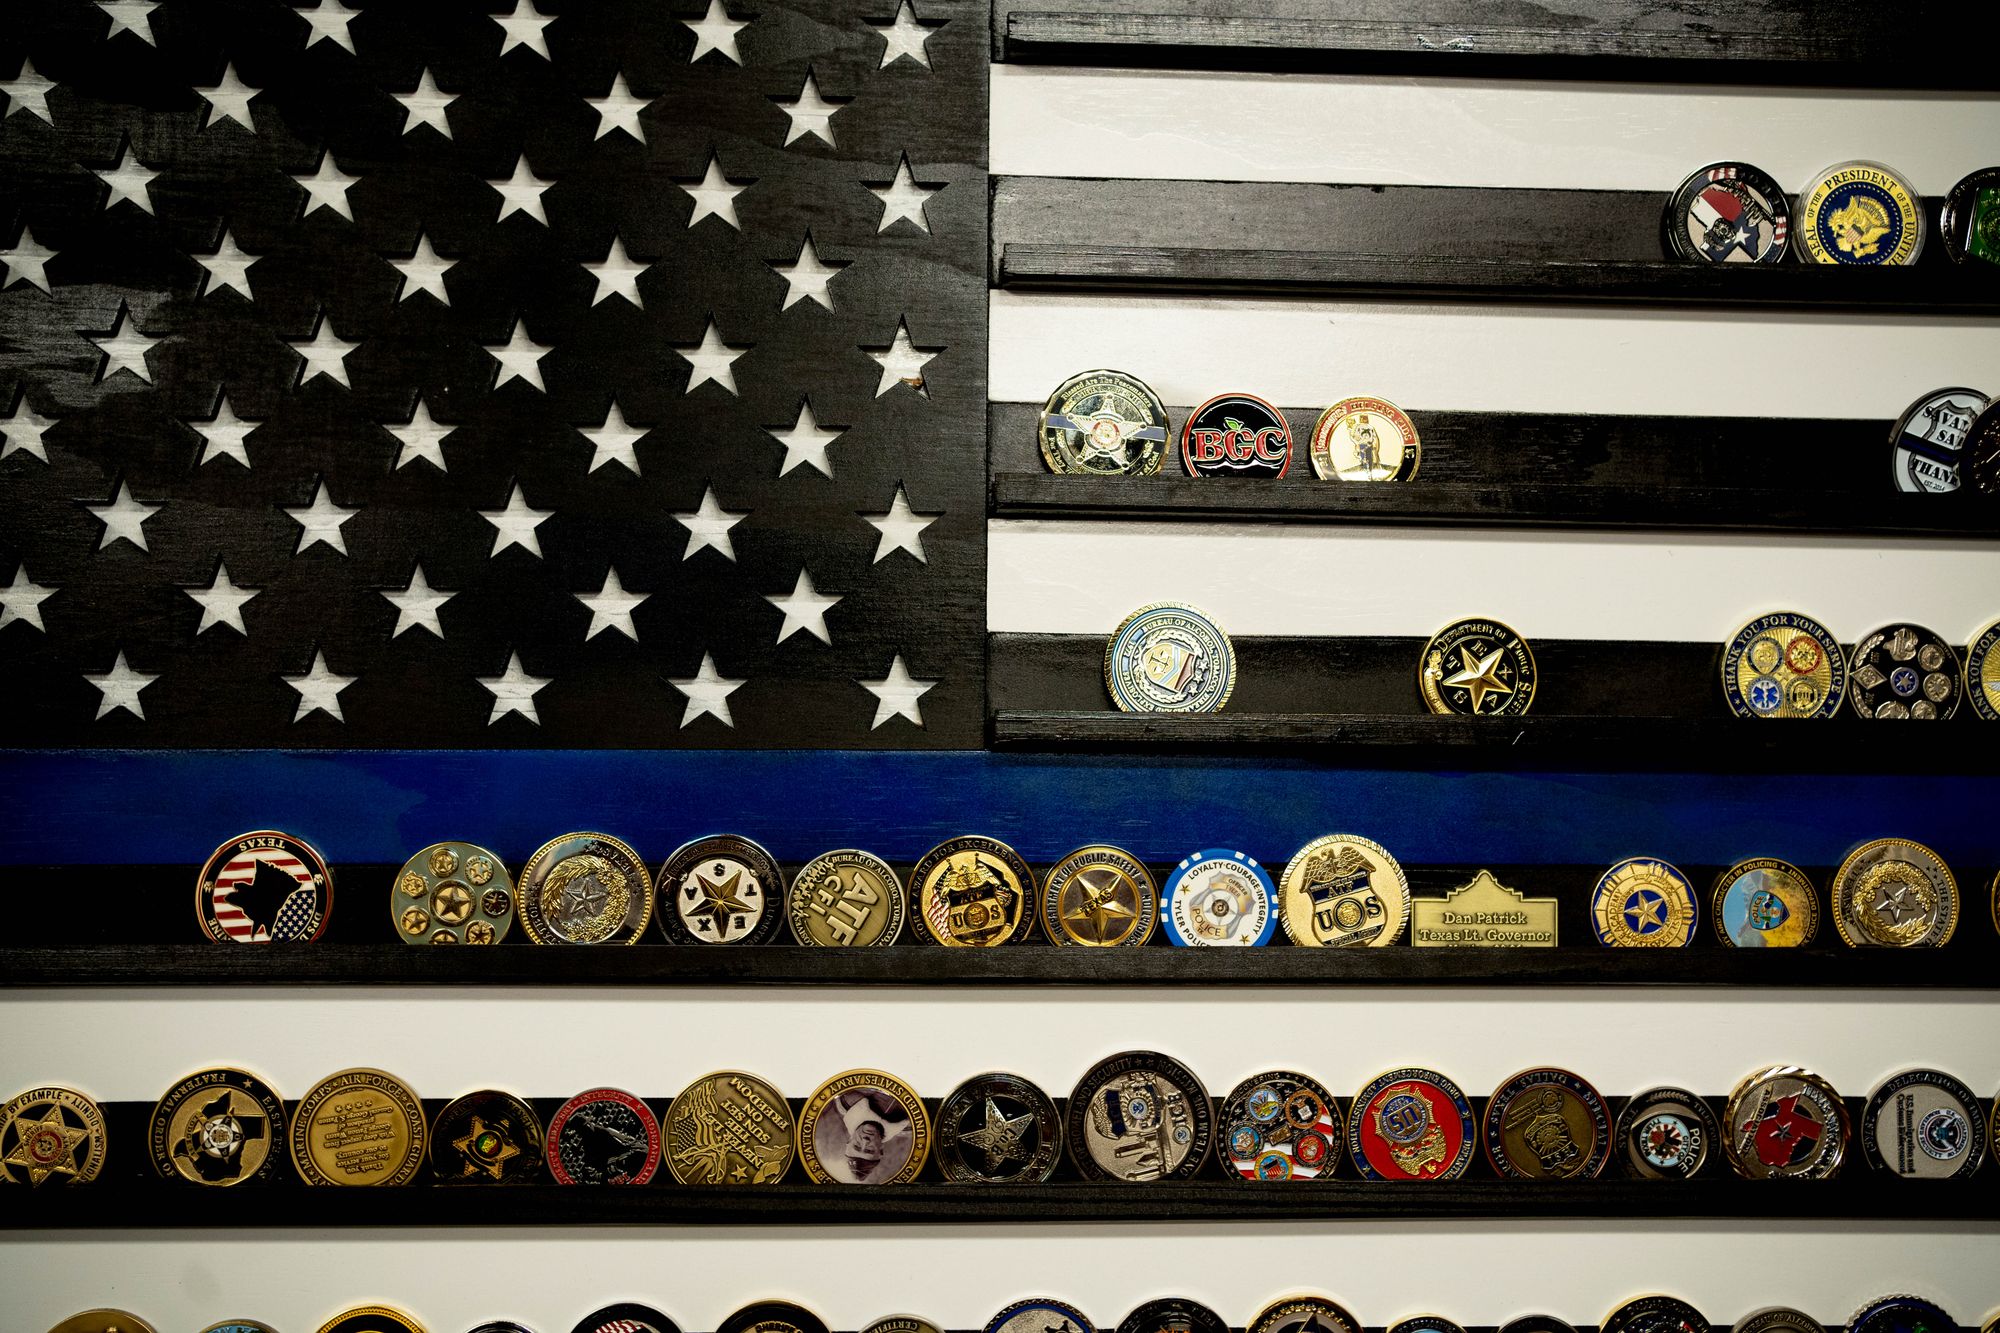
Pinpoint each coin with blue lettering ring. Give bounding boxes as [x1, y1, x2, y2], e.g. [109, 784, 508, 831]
[1602, 1296, 1709, 1333]
[988, 1301, 1094, 1333]
[1848, 1297, 1958, 1333]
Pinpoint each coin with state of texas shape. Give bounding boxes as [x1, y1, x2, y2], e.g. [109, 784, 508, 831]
[1040, 368, 1169, 476]
[1831, 838, 1959, 947]
[2, 1084, 108, 1186]
[1725, 1063, 1849, 1179]
[1712, 858, 1819, 948]
[1665, 161, 1790, 263]
[1248, 1297, 1362, 1333]
[393, 840, 514, 945]
[1483, 1066, 1611, 1180]
[1966, 618, 2000, 721]
[148, 1065, 287, 1186]
[547, 1086, 660, 1185]
[1347, 1067, 1476, 1181]
[1848, 1298, 1958, 1333]
[1067, 1049, 1214, 1182]
[719, 1301, 827, 1333]
[910, 835, 1035, 947]
[1279, 833, 1408, 947]
[787, 848, 905, 947]
[518, 831, 653, 944]
[1105, 602, 1236, 714]
[1720, 611, 1847, 719]
[1731, 1311, 1826, 1333]
[1420, 617, 1536, 716]
[575, 1305, 682, 1333]
[1614, 1085, 1720, 1179]
[864, 1317, 945, 1333]
[289, 1067, 427, 1187]
[196, 828, 332, 943]
[988, 1301, 1094, 1333]
[798, 1069, 930, 1185]
[316, 1308, 426, 1333]
[936, 1070, 1062, 1184]
[48, 1316, 158, 1333]
[657, 834, 785, 946]
[1591, 857, 1699, 948]
[1861, 1067, 1986, 1180]
[662, 1069, 795, 1186]
[1040, 845, 1158, 947]
[1116, 1298, 1228, 1333]
[430, 1088, 545, 1184]
[1849, 623, 1961, 719]
[1602, 1296, 1709, 1333]
[1310, 395, 1420, 481]
[1221, 1068, 1342, 1181]
[1161, 848, 1276, 947]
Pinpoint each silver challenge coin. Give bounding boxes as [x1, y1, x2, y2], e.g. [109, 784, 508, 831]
[1848, 624, 1962, 719]
[1861, 1067, 1987, 1180]
[656, 834, 785, 945]
[987, 1300, 1095, 1333]
[1890, 387, 1987, 493]
[1040, 369, 1170, 476]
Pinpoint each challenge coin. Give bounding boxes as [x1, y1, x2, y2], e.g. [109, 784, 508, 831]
[48, 1315, 157, 1333]
[1161, 848, 1276, 947]
[910, 835, 1036, 947]
[289, 1068, 427, 1187]
[1719, 611, 1847, 719]
[1861, 1068, 1986, 1180]
[1891, 388, 1986, 493]
[787, 848, 905, 946]
[1732, 1312, 1826, 1333]
[1970, 399, 2000, 495]
[864, 1319, 945, 1333]
[656, 833, 785, 945]
[1724, 1063, 1849, 1179]
[935, 1070, 1062, 1184]
[1966, 618, 2000, 721]
[196, 828, 332, 943]
[1181, 391, 1291, 478]
[1117, 1299, 1227, 1333]
[1482, 1066, 1611, 1179]
[662, 1070, 795, 1185]
[1831, 837, 1959, 947]
[546, 1087, 660, 1185]
[1849, 623, 1962, 719]
[1066, 1049, 1213, 1182]
[1388, 1320, 1469, 1333]
[1941, 166, 2000, 264]
[1220, 1069, 1342, 1181]
[1347, 1067, 1476, 1181]
[517, 832, 654, 944]
[1, 1085, 107, 1186]
[430, 1089, 545, 1184]
[1309, 395, 1420, 481]
[1590, 857, 1699, 948]
[1279, 833, 1408, 947]
[1798, 161, 1925, 265]
[1040, 369, 1169, 476]
[1419, 617, 1536, 716]
[1498, 1320, 1576, 1333]
[797, 1069, 930, 1184]
[1104, 602, 1236, 713]
[575, 1305, 681, 1333]
[148, 1066, 287, 1186]
[1614, 1085, 1720, 1179]
[466, 1323, 536, 1333]
[1602, 1296, 1708, 1333]
[1040, 845, 1158, 947]
[717, 1303, 825, 1333]
[1664, 161, 1790, 263]
[1849, 1299, 1957, 1333]
[1712, 858, 1819, 947]
[317, 1307, 425, 1333]
[199, 1323, 283, 1333]
[988, 1302, 1093, 1333]
[393, 841, 513, 945]
[1247, 1297, 1361, 1333]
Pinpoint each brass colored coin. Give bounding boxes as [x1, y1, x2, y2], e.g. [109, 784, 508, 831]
[148, 1066, 287, 1186]
[1831, 838, 1959, 947]
[663, 1070, 796, 1185]
[797, 1069, 930, 1184]
[1966, 618, 2000, 721]
[1, 1085, 107, 1186]
[517, 831, 654, 944]
[656, 833, 786, 945]
[288, 1067, 428, 1186]
[47, 1315, 158, 1333]
[429, 1089, 545, 1184]
[1590, 857, 1699, 947]
[1419, 617, 1536, 716]
[1724, 1063, 1849, 1179]
[1248, 1298, 1362, 1333]
[1482, 1066, 1611, 1179]
[787, 848, 906, 946]
[316, 1308, 426, 1333]
[1849, 623, 1962, 719]
[393, 841, 514, 945]
[1719, 611, 1847, 718]
[935, 1070, 1063, 1184]
[1309, 395, 1420, 481]
[987, 1301, 1094, 1333]
[910, 835, 1035, 946]
[1279, 833, 1409, 947]
[717, 1301, 825, 1333]
[1711, 858, 1819, 947]
[1041, 845, 1158, 946]
[1602, 1295, 1709, 1333]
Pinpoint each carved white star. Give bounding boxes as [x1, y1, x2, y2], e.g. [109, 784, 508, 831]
[674, 485, 746, 561]
[394, 68, 455, 137]
[192, 393, 258, 466]
[771, 232, 845, 311]
[580, 401, 644, 473]
[199, 229, 259, 299]
[674, 319, 745, 395]
[680, 153, 749, 229]
[772, 68, 846, 146]
[668, 652, 743, 728]
[98, 1, 159, 44]
[86, 650, 156, 719]
[95, 141, 158, 213]
[3, 400, 56, 462]
[488, 318, 550, 391]
[390, 232, 454, 304]
[492, 0, 554, 59]
[684, 0, 748, 63]
[382, 565, 452, 637]
[3, 226, 56, 293]
[768, 398, 842, 478]
[479, 651, 549, 725]
[91, 303, 159, 383]
[860, 654, 935, 728]
[871, 154, 940, 233]
[867, 318, 936, 397]
[389, 396, 455, 470]
[287, 480, 356, 554]
[490, 154, 552, 225]
[588, 72, 648, 141]
[871, 0, 942, 67]
[481, 483, 552, 558]
[185, 563, 259, 634]
[765, 568, 840, 645]
[86, 481, 159, 551]
[298, 0, 359, 52]
[291, 312, 358, 388]
[0, 567, 57, 632]
[584, 235, 647, 307]
[576, 567, 647, 640]
[864, 484, 938, 562]
[197, 63, 260, 130]
[294, 152, 356, 220]
[285, 650, 355, 722]
[2, 59, 56, 123]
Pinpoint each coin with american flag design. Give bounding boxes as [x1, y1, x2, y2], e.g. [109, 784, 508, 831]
[572, 1306, 683, 1333]
[194, 828, 330, 942]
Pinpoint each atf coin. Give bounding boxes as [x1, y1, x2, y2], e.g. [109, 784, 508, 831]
[1966, 618, 2000, 721]
[1247, 1297, 1361, 1333]
[575, 1306, 682, 1333]
[936, 1071, 1062, 1184]
[787, 848, 905, 946]
[1041, 845, 1158, 947]
[1861, 1068, 1986, 1180]
[1181, 391, 1291, 478]
[1941, 165, 2000, 264]
[1040, 369, 1169, 476]
[989, 1302, 1094, 1333]
[1388, 1321, 1468, 1333]
[196, 828, 332, 943]
[1603, 1296, 1708, 1333]
[1279, 833, 1408, 947]
[148, 1066, 287, 1186]
[1851, 623, 1962, 719]
[1347, 1066, 1477, 1181]
[518, 831, 653, 944]
[1591, 857, 1699, 947]
[1665, 161, 1790, 263]
[656, 833, 785, 945]
[1483, 1066, 1611, 1179]
[1891, 388, 1986, 493]
[1712, 858, 1819, 948]
[910, 835, 1035, 947]
[1105, 602, 1236, 713]
[1117, 1299, 1227, 1333]
[1849, 1299, 1957, 1333]
[1798, 160, 1925, 265]
[430, 1088, 545, 1184]
[1831, 838, 1959, 947]
[1067, 1049, 1214, 1182]
[1161, 848, 1276, 946]
[1614, 1086, 1719, 1179]
[1720, 611, 1847, 719]
[1, 1085, 107, 1186]
[1420, 617, 1536, 716]
[662, 1069, 796, 1185]
[797, 1069, 930, 1184]
[864, 1320, 944, 1333]
[317, 1307, 425, 1333]
[393, 840, 513, 945]
[48, 1316, 157, 1333]
[718, 1303, 826, 1333]
[1220, 1069, 1342, 1181]
[289, 1068, 426, 1187]
[1724, 1063, 1849, 1179]
[546, 1086, 660, 1185]
[1732, 1312, 1826, 1333]
[1310, 395, 1420, 481]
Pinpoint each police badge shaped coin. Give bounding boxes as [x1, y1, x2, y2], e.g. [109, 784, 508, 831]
[1246, 1297, 1361, 1333]
[1720, 612, 1847, 719]
[148, 1066, 287, 1186]
[546, 1087, 660, 1185]
[575, 1304, 683, 1333]
[1601, 1296, 1710, 1333]
[787, 848, 905, 946]
[1590, 857, 1698, 948]
[987, 1301, 1094, 1333]
[393, 840, 514, 945]
[1482, 1067, 1611, 1180]
[1040, 845, 1158, 947]
[1181, 391, 1291, 478]
[1309, 396, 1420, 481]
[1220, 1069, 1342, 1181]
[910, 835, 1035, 946]
[1347, 1067, 1477, 1181]
[935, 1070, 1063, 1183]
[1066, 1050, 1214, 1182]
[657, 834, 785, 945]
[430, 1089, 546, 1184]
[1420, 618, 1536, 716]
[1040, 369, 1169, 476]
[1105, 602, 1236, 713]
[1278, 834, 1408, 947]
[1861, 1068, 1986, 1180]
[1724, 1064, 1849, 1179]
[1614, 1085, 1720, 1179]
[1831, 837, 1959, 947]
[1969, 618, 2000, 720]
[196, 829, 332, 942]
[1890, 388, 1986, 493]
[663, 1070, 795, 1185]
[1849, 624, 1961, 719]
[1798, 161, 1925, 265]
[290, 1068, 427, 1187]
[1664, 162, 1790, 263]
[1711, 858, 1819, 947]
[1, 1085, 107, 1186]
[1941, 166, 2000, 264]
[798, 1069, 930, 1184]
[518, 831, 654, 944]
[1161, 849, 1277, 946]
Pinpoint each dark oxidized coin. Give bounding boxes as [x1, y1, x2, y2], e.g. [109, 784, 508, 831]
[1067, 1049, 1214, 1182]
[574, 1306, 682, 1333]
[936, 1070, 1062, 1184]
[1664, 161, 1790, 263]
[196, 828, 332, 943]
[1221, 1069, 1342, 1181]
[1483, 1066, 1611, 1180]
[1848, 1298, 1957, 1333]
[1861, 1067, 1986, 1180]
[431, 1088, 546, 1184]
[1969, 399, 2000, 496]
[1602, 1296, 1709, 1333]
[1614, 1085, 1720, 1179]
[719, 1302, 829, 1333]
[1848, 624, 1962, 720]
[1248, 1298, 1361, 1333]
[547, 1087, 660, 1185]
[1116, 1298, 1227, 1333]
[657, 834, 785, 945]
[148, 1065, 287, 1186]
[1388, 1320, 1468, 1333]
[1940, 166, 2000, 264]
[988, 1301, 1094, 1333]
[1181, 391, 1291, 478]
[1731, 1311, 1826, 1333]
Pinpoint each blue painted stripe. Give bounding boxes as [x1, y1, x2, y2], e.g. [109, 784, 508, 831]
[2, 750, 1995, 870]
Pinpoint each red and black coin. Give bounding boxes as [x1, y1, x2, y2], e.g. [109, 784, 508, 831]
[546, 1087, 661, 1186]
[1180, 392, 1291, 478]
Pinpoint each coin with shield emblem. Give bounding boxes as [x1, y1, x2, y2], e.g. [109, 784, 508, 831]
[1221, 1069, 1342, 1181]
[392, 841, 514, 945]
[1712, 858, 1818, 947]
[1040, 369, 1169, 476]
[1162, 849, 1276, 947]
[148, 1066, 287, 1186]
[1105, 602, 1236, 713]
[1040, 845, 1158, 947]
[1067, 1050, 1214, 1182]
[1279, 834, 1408, 947]
[1725, 1064, 1849, 1179]
[1347, 1067, 1476, 1181]
[910, 835, 1035, 946]
[1861, 1068, 1985, 1180]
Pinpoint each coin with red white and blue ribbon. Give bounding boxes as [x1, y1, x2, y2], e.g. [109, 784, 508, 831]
[572, 1306, 682, 1333]
[195, 829, 331, 943]
[1664, 162, 1790, 263]
[1180, 392, 1291, 478]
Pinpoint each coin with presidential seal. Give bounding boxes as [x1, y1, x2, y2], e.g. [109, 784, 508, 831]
[1279, 833, 1408, 947]
[1, 1085, 108, 1186]
[1181, 391, 1292, 478]
[935, 1070, 1062, 1184]
[316, 1307, 426, 1333]
[546, 1086, 660, 1186]
[148, 1065, 288, 1186]
[798, 1069, 930, 1185]
[393, 840, 514, 945]
[662, 1070, 795, 1185]
[1602, 1296, 1709, 1333]
[1483, 1066, 1611, 1180]
[1848, 1298, 1958, 1333]
[1040, 845, 1158, 947]
[1664, 161, 1791, 263]
[518, 831, 654, 944]
[1724, 1063, 1849, 1179]
[575, 1306, 683, 1333]
[196, 828, 332, 943]
[1066, 1049, 1214, 1182]
[1310, 395, 1420, 481]
[1220, 1069, 1342, 1181]
[1116, 1299, 1226, 1333]
[1850, 623, 1962, 719]
[430, 1088, 545, 1184]
[1720, 611, 1847, 719]
[1347, 1067, 1477, 1181]
[910, 835, 1036, 947]
[657, 833, 785, 945]
[1890, 388, 1987, 493]
[1040, 369, 1169, 476]
[1105, 602, 1236, 713]
[1591, 857, 1698, 948]
[987, 1301, 1094, 1333]
[1712, 858, 1819, 947]
[1419, 617, 1535, 716]
[1965, 618, 2000, 721]
[1614, 1085, 1720, 1179]
[1861, 1067, 1986, 1180]
[1247, 1296, 1361, 1333]
[1831, 837, 1959, 947]
[1161, 848, 1277, 947]
[1798, 160, 1925, 265]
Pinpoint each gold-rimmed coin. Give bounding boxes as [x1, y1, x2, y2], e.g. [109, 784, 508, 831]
[1590, 857, 1699, 948]
[393, 841, 514, 945]
[48, 1315, 157, 1333]
[1248, 1298, 1362, 1333]
[289, 1068, 427, 1186]
[1711, 858, 1818, 947]
[429, 1089, 545, 1184]
[1831, 838, 1959, 947]
[1966, 618, 2000, 721]
[787, 849, 905, 946]
[663, 1070, 795, 1185]
[317, 1309, 426, 1333]
[1309, 395, 1420, 481]
[517, 831, 654, 944]
[1040, 845, 1158, 947]
[797, 1069, 930, 1184]
[148, 1066, 287, 1186]
[1039, 369, 1169, 476]
[1, 1085, 107, 1186]
[1279, 834, 1409, 947]
[719, 1301, 826, 1333]
[1719, 611, 1847, 719]
[1724, 1063, 1849, 1179]
[1482, 1066, 1611, 1180]
[910, 835, 1035, 946]
[1419, 617, 1536, 716]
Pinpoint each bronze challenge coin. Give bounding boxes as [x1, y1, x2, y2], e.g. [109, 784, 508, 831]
[656, 833, 786, 945]
[148, 1066, 287, 1186]
[518, 831, 655, 944]
[196, 828, 333, 943]
[662, 1069, 796, 1185]
[1066, 1049, 1215, 1182]
[787, 848, 906, 946]
[2, 1085, 108, 1186]
[910, 834, 1036, 947]
[289, 1068, 428, 1187]
[430, 1088, 546, 1184]
[797, 1069, 931, 1184]
[49, 1316, 158, 1333]
[1614, 1085, 1721, 1179]
[1040, 844, 1158, 947]
[1221, 1068, 1343, 1181]
[392, 840, 514, 945]
[547, 1086, 661, 1185]
[1483, 1066, 1611, 1180]
[935, 1070, 1063, 1184]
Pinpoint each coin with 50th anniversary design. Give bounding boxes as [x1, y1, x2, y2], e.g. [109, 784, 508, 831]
[663, 1070, 795, 1185]
[1105, 602, 1236, 713]
[1420, 618, 1536, 716]
[657, 834, 786, 945]
[798, 1070, 930, 1185]
[1221, 1069, 1342, 1181]
[430, 1089, 545, 1184]
[788, 849, 906, 947]
[2, 1085, 106, 1186]
[1040, 845, 1158, 946]
[548, 1086, 660, 1186]
[148, 1066, 287, 1186]
[910, 835, 1036, 946]
[518, 831, 654, 944]
[1347, 1067, 1476, 1181]
[936, 1070, 1063, 1183]
[290, 1068, 427, 1187]
[1720, 611, 1847, 718]
[1832, 838, 1959, 947]
[1040, 369, 1169, 476]
[1067, 1050, 1214, 1182]
[1279, 834, 1408, 947]
[392, 840, 514, 945]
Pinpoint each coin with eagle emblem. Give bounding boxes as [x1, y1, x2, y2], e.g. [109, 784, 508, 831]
[1279, 834, 1408, 947]
[1220, 1069, 1342, 1181]
[662, 1070, 795, 1186]
[656, 834, 785, 945]
[1419, 618, 1536, 717]
[935, 1070, 1062, 1184]
[547, 1087, 661, 1186]
[147, 1066, 287, 1186]
[1798, 161, 1925, 265]
[430, 1089, 545, 1184]
[910, 835, 1036, 946]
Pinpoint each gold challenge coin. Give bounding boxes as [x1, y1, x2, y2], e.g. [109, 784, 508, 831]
[1040, 845, 1158, 946]
[797, 1069, 930, 1184]
[1279, 834, 1409, 947]
[910, 835, 1036, 946]
[148, 1066, 288, 1186]
[2, 1085, 107, 1186]
[663, 1070, 796, 1185]
[289, 1067, 428, 1186]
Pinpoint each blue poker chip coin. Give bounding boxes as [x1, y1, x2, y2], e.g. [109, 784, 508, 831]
[1161, 849, 1277, 947]
[1847, 1297, 1956, 1333]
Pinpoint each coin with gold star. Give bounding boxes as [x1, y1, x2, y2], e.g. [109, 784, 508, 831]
[392, 841, 514, 945]
[1831, 838, 1959, 947]
[316, 1308, 427, 1333]
[429, 1089, 545, 1184]
[910, 835, 1036, 946]
[1419, 617, 1536, 716]
[935, 1070, 1063, 1184]
[1, 1085, 107, 1187]
[657, 834, 785, 945]
[47, 1314, 158, 1333]
[1040, 845, 1158, 946]
[1590, 857, 1699, 947]
[662, 1070, 795, 1186]
[147, 1066, 288, 1186]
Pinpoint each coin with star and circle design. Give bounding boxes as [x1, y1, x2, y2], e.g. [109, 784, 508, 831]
[1040, 845, 1158, 947]
[1, 1085, 107, 1186]
[656, 834, 785, 945]
[429, 1088, 545, 1184]
[1591, 857, 1699, 947]
[1831, 838, 1959, 947]
[392, 840, 514, 945]
[935, 1070, 1063, 1184]
[1040, 369, 1170, 476]
[1419, 618, 1536, 717]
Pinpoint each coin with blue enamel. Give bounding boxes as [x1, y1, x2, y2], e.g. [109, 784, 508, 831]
[1720, 612, 1845, 719]
[1162, 849, 1276, 946]
[1591, 857, 1698, 947]
[1105, 602, 1236, 713]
